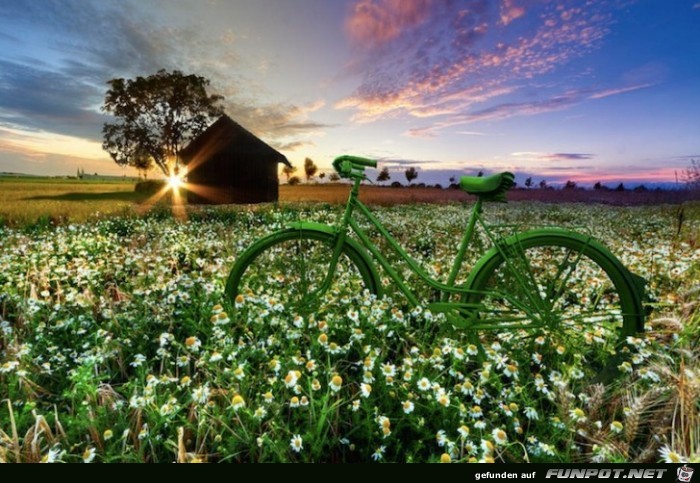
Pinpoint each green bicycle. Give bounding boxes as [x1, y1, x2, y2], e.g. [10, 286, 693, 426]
[226, 155, 646, 382]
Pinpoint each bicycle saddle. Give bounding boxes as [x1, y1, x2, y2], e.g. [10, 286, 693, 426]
[460, 172, 515, 202]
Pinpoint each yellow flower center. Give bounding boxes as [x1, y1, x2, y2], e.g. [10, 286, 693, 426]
[231, 395, 245, 407]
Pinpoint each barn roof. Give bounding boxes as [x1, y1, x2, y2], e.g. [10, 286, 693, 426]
[180, 114, 291, 167]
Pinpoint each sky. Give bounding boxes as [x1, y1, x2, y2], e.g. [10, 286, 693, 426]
[0, 0, 699, 187]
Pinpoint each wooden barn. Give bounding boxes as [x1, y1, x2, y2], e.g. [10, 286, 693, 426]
[179, 114, 291, 204]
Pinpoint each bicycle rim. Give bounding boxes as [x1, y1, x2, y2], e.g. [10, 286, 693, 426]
[467, 234, 641, 388]
[227, 230, 377, 316]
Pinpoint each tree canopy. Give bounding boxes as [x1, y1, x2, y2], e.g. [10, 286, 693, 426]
[102, 69, 224, 177]
[405, 167, 418, 184]
[377, 167, 391, 183]
[304, 158, 318, 182]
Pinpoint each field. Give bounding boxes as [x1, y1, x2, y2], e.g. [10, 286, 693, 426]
[0, 178, 699, 463]
[2, 178, 699, 227]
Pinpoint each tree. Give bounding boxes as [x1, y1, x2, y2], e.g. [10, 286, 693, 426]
[102, 69, 224, 177]
[304, 157, 318, 182]
[405, 167, 418, 185]
[282, 164, 297, 182]
[377, 167, 391, 183]
[539, 179, 548, 189]
[329, 172, 340, 182]
[615, 183, 625, 192]
[593, 181, 602, 190]
[288, 176, 301, 186]
[564, 180, 577, 190]
[524, 177, 533, 189]
[319, 172, 326, 180]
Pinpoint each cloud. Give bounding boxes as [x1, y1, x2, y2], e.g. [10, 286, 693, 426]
[401, 80, 653, 135]
[269, 140, 314, 152]
[338, 0, 628, 134]
[588, 83, 655, 99]
[0, 60, 109, 141]
[225, 99, 334, 152]
[380, 158, 441, 167]
[500, 0, 525, 26]
[345, 0, 433, 48]
[0, 0, 329, 162]
[512, 152, 595, 161]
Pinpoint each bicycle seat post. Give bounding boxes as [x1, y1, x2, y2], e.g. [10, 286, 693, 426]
[445, 198, 483, 290]
[339, 173, 363, 230]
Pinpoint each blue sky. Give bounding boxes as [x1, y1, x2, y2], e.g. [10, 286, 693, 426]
[0, 0, 698, 186]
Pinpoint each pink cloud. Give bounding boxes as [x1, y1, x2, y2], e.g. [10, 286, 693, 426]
[345, 0, 433, 48]
[339, 1, 619, 131]
[500, 0, 525, 25]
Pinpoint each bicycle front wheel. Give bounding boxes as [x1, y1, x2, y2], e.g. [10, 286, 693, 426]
[466, 231, 644, 386]
[226, 228, 379, 316]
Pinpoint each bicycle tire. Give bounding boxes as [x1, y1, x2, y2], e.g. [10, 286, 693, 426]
[465, 231, 644, 386]
[226, 228, 379, 315]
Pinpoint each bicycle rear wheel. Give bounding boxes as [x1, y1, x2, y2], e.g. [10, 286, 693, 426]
[226, 229, 379, 316]
[466, 231, 644, 387]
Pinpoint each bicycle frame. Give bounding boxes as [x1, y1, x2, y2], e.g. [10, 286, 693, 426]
[323, 175, 520, 322]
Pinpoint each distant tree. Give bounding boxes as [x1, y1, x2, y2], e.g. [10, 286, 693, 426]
[564, 180, 577, 190]
[539, 179, 548, 189]
[434, 183, 443, 190]
[102, 69, 224, 177]
[318, 172, 326, 180]
[449, 176, 456, 184]
[593, 181, 602, 190]
[282, 164, 297, 182]
[391, 181, 403, 188]
[377, 167, 391, 183]
[477, 170, 484, 177]
[615, 183, 625, 192]
[405, 167, 418, 185]
[524, 177, 533, 189]
[633, 184, 648, 192]
[288, 176, 301, 186]
[329, 172, 340, 182]
[304, 157, 318, 182]
[683, 159, 700, 190]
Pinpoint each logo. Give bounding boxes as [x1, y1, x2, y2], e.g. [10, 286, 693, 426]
[678, 466, 695, 483]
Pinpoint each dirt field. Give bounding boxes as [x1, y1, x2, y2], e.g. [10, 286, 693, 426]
[280, 184, 700, 206]
[2, 177, 698, 227]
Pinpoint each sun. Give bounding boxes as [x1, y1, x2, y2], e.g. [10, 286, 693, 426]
[167, 173, 184, 190]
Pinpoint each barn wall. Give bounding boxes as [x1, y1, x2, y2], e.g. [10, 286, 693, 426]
[186, 153, 281, 204]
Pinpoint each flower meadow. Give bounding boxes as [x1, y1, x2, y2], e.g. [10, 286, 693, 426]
[0, 202, 698, 463]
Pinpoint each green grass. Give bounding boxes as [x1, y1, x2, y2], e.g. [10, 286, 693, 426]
[0, 178, 149, 227]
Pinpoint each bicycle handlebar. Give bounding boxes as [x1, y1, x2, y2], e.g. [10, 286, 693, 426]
[332, 155, 378, 178]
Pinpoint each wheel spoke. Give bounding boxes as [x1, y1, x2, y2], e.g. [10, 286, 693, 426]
[467, 234, 641, 388]
[227, 231, 376, 316]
